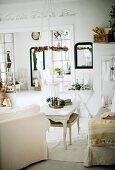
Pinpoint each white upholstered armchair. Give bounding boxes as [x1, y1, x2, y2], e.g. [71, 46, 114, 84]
[0, 105, 50, 170]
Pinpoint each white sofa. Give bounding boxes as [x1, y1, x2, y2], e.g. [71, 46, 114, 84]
[0, 104, 50, 170]
[84, 106, 115, 167]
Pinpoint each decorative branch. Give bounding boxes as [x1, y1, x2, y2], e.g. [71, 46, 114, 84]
[33, 46, 69, 52]
[34, 46, 49, 52]
[92, 27, 105, 35]
[109, 6, 115, 28]
[49, 46, 68, 51]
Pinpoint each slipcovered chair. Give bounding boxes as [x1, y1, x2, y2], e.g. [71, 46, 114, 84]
[41, 69, 60, 98]
[49, 113, 79, 145]
[0, 104, 50, 170]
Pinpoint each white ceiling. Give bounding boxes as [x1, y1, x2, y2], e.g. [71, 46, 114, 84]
[0, 0, 76, 5]
[0, 0, 39, 4]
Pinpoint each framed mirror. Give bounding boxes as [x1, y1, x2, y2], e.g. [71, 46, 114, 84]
[30, 47, 45, 86]
[74, 42, 93, 69]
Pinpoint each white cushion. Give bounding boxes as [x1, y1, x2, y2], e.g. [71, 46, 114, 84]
[0, 104, 40, 122]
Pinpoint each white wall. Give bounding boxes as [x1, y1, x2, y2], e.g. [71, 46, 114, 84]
[74, 0, 114, 42]
[14, 31, 49, 90]
[0, 0, 114, 37]
[0, 0, 115, 115]
[93, 43, 115, 111]
[14, 32, 35, 90]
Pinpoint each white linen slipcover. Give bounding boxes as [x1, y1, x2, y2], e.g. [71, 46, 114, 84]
[84, 106, 115, 167]
[0, 104, 50, 170]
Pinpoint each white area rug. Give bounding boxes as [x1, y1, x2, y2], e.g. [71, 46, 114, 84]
[48, 137, 87, 163]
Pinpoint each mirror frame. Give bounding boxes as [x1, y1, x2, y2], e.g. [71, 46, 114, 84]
[30, 47, 45, 86]
[74, 42, 93, 69]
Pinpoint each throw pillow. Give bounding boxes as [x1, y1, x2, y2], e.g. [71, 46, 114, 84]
[101, 112, 115, 119]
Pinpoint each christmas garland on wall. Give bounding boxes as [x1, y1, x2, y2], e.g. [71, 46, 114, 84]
[49, 46, 68, 51]
[34, 46, 68, 52]
[34, 46, 49, 52]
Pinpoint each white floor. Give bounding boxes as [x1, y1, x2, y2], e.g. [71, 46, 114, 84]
[16, 90, 89, 143]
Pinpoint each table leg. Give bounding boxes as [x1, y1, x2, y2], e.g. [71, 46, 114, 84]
[62, 120, 67, 150]
[69, 126, 72, 145]
[77, 115, 80, 134]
